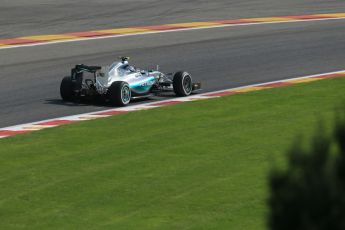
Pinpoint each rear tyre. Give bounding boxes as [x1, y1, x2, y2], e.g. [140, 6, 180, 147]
[173, 71, 193, 96]
[60, 76, 74, 101]
[107, 81, 131, 106]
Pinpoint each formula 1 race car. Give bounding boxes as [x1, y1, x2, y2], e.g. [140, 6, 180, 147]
[60, 57, 201, 106]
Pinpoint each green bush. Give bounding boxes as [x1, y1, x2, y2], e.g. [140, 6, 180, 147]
[268, 107, 345, 230]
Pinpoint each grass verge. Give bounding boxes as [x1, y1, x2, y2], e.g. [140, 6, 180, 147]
[0, 76, 344, 229]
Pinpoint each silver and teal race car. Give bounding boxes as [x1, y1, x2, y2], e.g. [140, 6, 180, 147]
[60, 57, 201, 106]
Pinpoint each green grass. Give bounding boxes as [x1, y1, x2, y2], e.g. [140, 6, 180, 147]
[1, 77, 344, 229]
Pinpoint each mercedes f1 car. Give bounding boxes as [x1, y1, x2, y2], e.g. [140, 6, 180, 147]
[60, 57, 201, 106]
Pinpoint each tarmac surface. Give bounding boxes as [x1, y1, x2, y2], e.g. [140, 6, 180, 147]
[0, 1, 344, 127]
[1, 0, 345, 38]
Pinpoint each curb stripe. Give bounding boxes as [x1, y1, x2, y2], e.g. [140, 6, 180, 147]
[65, 31, 114, 37]
[206, 91, 238, 97]
[241, 17, 294, 22]
[1, 70, 344, 139]
[314, 73, 343, 79]
[140, 25, 188, 30]
[149, 101, 183, 106]
[0, 13, 345, 49]
[260, 82, 293, 88]
[96, 28, 150, 34]
[0, 130, 30, 136]
[284, 15, 331, 19]
[93, 111, 128, 116]
[36, 120, 76, 126]
[20, 34, 78, 41]
[0, 38, 40, 45]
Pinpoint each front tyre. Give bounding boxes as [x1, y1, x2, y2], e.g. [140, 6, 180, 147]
[173, 71, 193, 96]
[60, 76, 74, 101]
[107, 81, 131, 106]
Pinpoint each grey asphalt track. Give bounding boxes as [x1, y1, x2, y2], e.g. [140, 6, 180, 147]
[0, 1, 345, 128]
[1, 0, 345, 38]
[1, 19, 344, 128]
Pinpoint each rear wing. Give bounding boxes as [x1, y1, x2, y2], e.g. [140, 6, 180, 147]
[73, 64, 101, 73]
[70, 64, 101, 92]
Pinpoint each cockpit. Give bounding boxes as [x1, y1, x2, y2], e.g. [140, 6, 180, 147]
[107, 61, 135, 76]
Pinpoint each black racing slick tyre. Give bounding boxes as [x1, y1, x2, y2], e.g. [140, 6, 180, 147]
[60, 76, 74, 101]
[173, 71, 193, 96]
[107, 81, 131, 106]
